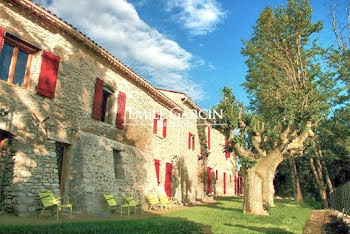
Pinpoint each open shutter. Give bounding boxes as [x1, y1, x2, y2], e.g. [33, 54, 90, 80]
[92, 78, 104, 120]
[162, 118, 167, 138]
[188, 132, 192, 149]
[216, 170, 218, 180]
[208, 126, 211, 150]
[225, 139, 230, 158]
[0, 28, 5, 54]
[154, 159, 160, 185]
[116, 91, 126, 129]
[153, 113, 158, 134]
[37, 51, 60, 98]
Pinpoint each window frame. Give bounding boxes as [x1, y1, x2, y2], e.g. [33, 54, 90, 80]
[0, 34, 38, 89]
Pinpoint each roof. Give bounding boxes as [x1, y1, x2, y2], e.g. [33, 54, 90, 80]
[5, 0, 184, 114]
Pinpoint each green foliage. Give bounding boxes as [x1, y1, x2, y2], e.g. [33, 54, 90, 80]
[241, 0, 334, 127]
[240, 157, 257, 168]
[197, 119, 210, 160]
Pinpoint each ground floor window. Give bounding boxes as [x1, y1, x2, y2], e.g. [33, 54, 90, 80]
[113, 150, 124, 179]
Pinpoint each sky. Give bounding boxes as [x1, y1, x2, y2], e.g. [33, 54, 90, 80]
[35, 0, 348, 109]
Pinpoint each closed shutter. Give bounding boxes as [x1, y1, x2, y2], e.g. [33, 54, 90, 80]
[208, 126, 210, 150]
[216, 170, 218, 180]
[0, 28, 5, 54]
[116, 91, 126, 129]
[165, 163, 173, 197]
[153, 113, 158, 134]
[162, 118, 167, 138]
[225, 139, 230, 158]
[154, 159, 160, 185]
[192, 135, 195, 150]
[224, 173, 226, 194]
[188, 132, 192, 149]
[92, 78, 104, 120]
[207, 167, 212, 193]
[37, 51, 60, 98]
[234, 175, 237, 195]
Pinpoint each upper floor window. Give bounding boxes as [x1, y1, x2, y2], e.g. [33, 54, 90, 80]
[92, 78, 126, 129]
[188, 132, 195, 151]
[0, 33, 37, 88]
[153, 113, 167, 138]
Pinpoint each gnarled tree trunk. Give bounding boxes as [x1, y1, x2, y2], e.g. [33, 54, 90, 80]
[243, 149, 283, 215]
[243, 167, 268, 215]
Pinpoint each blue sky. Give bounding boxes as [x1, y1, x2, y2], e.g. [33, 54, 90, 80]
[35, 0, 347, 109]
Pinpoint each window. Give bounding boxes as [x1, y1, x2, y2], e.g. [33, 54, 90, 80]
[113, 150, 124, 179]
[92, 78, 121, 126]
[0, 34, 37, 88]
[153, 113, 167, 138]
[101, 87, 114, 123]
[188, 132, 195, 150]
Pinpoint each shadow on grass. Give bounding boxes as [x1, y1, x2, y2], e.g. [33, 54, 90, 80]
[0, 215, 211, 234]
[204, 202, 243, 213]
[226, 224, 294, 234]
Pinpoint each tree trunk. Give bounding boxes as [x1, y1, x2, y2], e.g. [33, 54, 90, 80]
[242, 149, 283, 215]
[243, 167, 268, 215]
[310, 157, 328, 208]
[260, 149, 283, 208]
[291, 158, 303, 203]
[322, 160, 334, 194]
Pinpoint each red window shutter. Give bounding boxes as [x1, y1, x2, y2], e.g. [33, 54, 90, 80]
[165, 163, 173, 197]
[234, 175, 237, 195]
[0, 28, 5, 55]
[192, 135, 195, 150]
[116, 91, 126, 129]
[163, 118, 167, 138]
[208, 126, 211, 150]
[225, 139, 230, 158]
[92, 78, 104, 120]
[216, 170, 218, 180]
[188, 132, 192, 149]
[37, 51, 60, 98]
[153, 113, 158, 134]
[207, 167, 212, 193]
[224, 173, 226, 194]
[154, 159, 160, 185]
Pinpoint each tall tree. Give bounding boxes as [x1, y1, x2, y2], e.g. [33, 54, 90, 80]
[214, 0, 334, 215]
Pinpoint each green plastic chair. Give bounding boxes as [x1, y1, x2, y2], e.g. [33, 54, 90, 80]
[103, 193, 130, 216]
[38, 190, 72, 220]
[158, 194, 178, 209]
[145, 195, 163, 211]
[124, 196, 144, 215]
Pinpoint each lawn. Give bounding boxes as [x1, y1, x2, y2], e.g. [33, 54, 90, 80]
[0, 197, 313, 234]
[161, 197, 313, 234]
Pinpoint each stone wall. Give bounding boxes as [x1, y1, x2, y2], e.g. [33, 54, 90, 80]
[0, 0, 238, 216]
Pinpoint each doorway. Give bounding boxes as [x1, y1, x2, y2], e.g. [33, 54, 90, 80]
[55, 143, 68, 195]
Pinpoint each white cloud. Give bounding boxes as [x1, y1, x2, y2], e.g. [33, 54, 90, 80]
[35, 0, 205, 100]
[167, 0, 226, 36]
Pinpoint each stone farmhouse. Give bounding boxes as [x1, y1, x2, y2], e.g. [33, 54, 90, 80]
[0, 0, 242, 216]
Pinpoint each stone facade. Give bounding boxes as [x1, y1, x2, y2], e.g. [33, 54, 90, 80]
[0, 0, 239, 216]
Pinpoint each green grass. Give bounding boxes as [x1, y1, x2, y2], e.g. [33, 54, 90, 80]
[162, 197, 313, 234]
[0, 197, 314, 234]
[0, 217, 204, 234]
